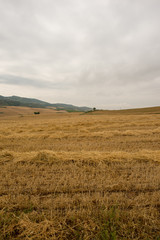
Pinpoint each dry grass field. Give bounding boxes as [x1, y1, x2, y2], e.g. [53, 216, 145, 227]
[0, 108, 160, 239]
[0, 106, 66, 117]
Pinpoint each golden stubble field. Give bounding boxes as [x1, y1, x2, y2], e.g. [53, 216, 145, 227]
[0, 111, 160, 239]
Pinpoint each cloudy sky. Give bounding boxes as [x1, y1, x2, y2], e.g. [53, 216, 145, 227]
[0, 0, 160, 109]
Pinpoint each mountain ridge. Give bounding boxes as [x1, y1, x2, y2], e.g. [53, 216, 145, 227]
[0, 95, 92, 112]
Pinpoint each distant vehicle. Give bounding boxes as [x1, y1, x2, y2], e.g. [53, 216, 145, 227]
[34, 112, 40, 115]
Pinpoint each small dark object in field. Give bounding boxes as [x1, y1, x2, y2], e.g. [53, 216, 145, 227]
[34, 112, 40, 115]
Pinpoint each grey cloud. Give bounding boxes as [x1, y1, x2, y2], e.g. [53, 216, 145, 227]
[0, 74, 70, 89]
[0, 0, 160, 109]
[0, 74, 47, 87]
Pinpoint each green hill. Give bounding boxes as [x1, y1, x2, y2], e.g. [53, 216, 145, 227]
[0, 95, 91, 112]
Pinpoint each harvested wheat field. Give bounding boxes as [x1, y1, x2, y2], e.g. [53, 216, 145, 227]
[0, 106, 66, 117]
[0, 110, 160, 239]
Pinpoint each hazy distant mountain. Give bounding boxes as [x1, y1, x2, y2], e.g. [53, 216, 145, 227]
[0, 95, 92, 112]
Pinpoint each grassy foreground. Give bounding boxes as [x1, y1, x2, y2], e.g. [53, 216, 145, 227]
[0, 112, 160, 239]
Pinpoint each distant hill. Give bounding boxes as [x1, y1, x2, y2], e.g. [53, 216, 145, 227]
[86, 106, 160, 115]
[0, 95, 92, 112]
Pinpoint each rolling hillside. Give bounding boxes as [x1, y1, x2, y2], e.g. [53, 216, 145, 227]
[0, 106, 68, 117]
[87, 106, 160, 115]
[0, 95, 92, 112]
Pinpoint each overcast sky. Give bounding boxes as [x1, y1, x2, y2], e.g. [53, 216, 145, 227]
[0, 0, 160, 109]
